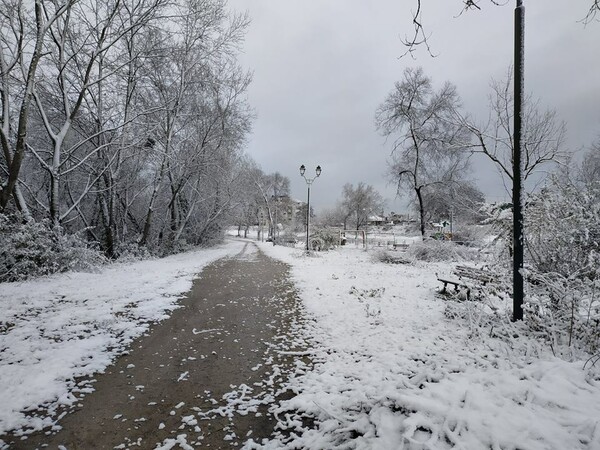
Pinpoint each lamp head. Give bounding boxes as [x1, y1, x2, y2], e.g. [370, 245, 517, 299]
[299, 164, 306, 176]
[316, 165, 322, 177]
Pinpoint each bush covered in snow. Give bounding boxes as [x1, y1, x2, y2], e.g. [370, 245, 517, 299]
[0, 214, 106, 282]
[467, 163, 600, 356]
[450, 224, 490, 247]
[526, 177, 599, 282]
[372, 249, 411, 265]
[522, 173, 600, 354]
[114, 241, 152, 262]
[309, 228, 339, 251]
[407, 238, 479, 262]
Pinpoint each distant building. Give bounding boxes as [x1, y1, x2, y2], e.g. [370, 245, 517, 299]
[278, 197, 305, 224]
[387, 212, 414, 224]
[256, 196, 305, 226]
[367, 215, 386, 226]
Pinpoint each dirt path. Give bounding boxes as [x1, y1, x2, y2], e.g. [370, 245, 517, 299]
[7, 241, 306, 449]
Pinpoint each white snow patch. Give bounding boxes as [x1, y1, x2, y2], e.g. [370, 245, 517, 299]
[155, 433, 193, 450]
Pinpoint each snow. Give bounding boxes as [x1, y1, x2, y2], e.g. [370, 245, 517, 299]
[255, 243, 600, 449]
[0, 240, 244, 437]
[2, 237, 600, 449]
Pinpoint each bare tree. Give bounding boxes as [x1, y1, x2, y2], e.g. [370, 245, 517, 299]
[248, 167, 290, 240]
[456, 70, 568, 193]
[0, 0, 256, 278]
[19, 0, 165, 230]
[340, 182, 384, 231]
[229, 156, 261, 238]
[376, 67, 471, 238]
[316, 203, 348, 229]
[578, 138, 600, 188]
[421, 180, 485, 226]
[0, 0, 74, 214]
[134, 1, 250, 248]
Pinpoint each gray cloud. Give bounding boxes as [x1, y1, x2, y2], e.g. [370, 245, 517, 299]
[229, 0, 600, 211]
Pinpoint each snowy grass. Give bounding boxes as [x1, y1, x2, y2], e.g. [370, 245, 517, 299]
[255, 244, 600, 450]
[0, 240, 244, 437]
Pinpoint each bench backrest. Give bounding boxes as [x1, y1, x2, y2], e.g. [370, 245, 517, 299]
[453, 265, 496, 284]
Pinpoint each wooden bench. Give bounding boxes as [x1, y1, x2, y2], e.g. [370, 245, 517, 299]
[437, 265, 497, 300]
[393, 243, 410, 251]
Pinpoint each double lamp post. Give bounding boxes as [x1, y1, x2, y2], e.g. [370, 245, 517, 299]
[299, 164, 321, 252]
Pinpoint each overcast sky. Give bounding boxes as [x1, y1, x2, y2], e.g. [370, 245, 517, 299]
[227, 0, 600, 213]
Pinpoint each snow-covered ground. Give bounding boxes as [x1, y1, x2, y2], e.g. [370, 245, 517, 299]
[2, 238, 600, 449]
[255, 243, 600, 450]
[0, 240, 245, 438]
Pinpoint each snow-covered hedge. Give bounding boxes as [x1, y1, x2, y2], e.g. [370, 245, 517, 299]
[0, 214, 105, 282]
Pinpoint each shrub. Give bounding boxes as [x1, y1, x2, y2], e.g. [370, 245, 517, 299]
[521, 174, 600, 355]
[372, 249, 411, 265]
[450, 225, 489, 247]
[407, 239, 477, 262]
[309, 228, 338, 251]
[525, 274, 600, 356]
[474, 171, 600, 356]
[114, 241, 152, 262]
[0, 214, 105, 282]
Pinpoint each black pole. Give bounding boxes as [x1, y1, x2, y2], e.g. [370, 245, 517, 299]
[513, 0, 525, 321]
[306, 184, 311, 251]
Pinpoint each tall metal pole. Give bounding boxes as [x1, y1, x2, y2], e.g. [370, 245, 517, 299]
[513, 0, 525, 321]
[274, 202, 278, 243]
[306, 184, 311, 251]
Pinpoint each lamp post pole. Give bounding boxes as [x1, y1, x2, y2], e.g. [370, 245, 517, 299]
[513, 0, 525, 321]
[299, 165, 322, 252]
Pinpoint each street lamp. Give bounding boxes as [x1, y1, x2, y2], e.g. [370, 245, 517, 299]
[299, 165, 321, 252]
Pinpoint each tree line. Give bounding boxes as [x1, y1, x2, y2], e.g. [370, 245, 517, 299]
[0, 0, 285, 272]
[0, 0, 300, 282]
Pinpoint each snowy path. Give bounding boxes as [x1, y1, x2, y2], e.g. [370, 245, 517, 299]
[1, 241, 309, 449]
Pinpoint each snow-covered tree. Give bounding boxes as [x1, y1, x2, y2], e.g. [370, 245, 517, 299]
[0, 0, 73, 216]
[578, 138, 600, 188]
[376, 67, 471, 238]
[1, 0, 255, 275]
[340, 182, 384, 230]
[420, 180, 485, 226]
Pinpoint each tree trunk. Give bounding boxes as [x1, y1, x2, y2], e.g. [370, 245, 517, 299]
[13, 185, 33, 221]
[100, 193, 116, 257]
[416, 186, 426, 238]
[0, 1, 47, 211]
[140, 143, 169, 246]
[49, 170, 60, 228]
